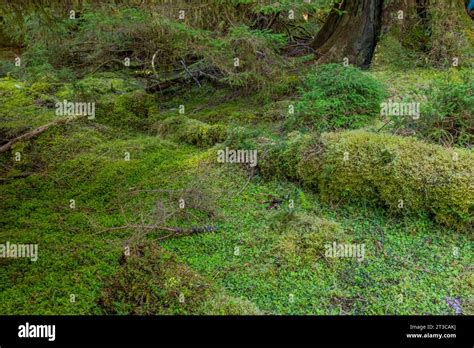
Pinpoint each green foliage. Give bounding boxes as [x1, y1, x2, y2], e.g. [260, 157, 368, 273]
[1, 0, 472, 317]
[21, 7, 197, 79]
[1, 89, 471, 314]
[288, 64, 386, 132]
[200, 24, 287, 90]
[2, 4, 293, 91]
[0, 60, 17, 78]
[390, 73, 474, 148]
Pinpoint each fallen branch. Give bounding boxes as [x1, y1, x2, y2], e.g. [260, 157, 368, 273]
[0, 115, 88, 154]
[180, 59, 202, 87]
[100, 224, 218, 241]
[146, 59, 216, 92]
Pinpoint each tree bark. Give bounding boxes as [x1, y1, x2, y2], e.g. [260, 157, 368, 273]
[311, 0, 384, 68]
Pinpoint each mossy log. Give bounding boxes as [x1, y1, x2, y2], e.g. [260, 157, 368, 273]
[259, 131, 474, 230]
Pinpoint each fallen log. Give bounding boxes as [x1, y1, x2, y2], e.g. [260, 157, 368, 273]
[0, 114, 88, 154]
[259, 130, 474, 230]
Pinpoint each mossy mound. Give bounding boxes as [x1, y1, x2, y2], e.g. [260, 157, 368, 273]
[271, 212, 349, 268]
[96, 90, 157, 130]
[98, 242, 261, 315]
[53, 75, 156, 131]
[260, 131, 474, 230]
[155, 116, 227, 147]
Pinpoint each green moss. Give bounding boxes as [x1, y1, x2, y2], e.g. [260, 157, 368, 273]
[260, 130, 474, 230]
[0, 78, 58, 139]
[30, 81, 57, 95]
[259, 131, 318, 184]
[0, 78, 34, 109]
[262, 100, 294, 121]
[73, 74, 142, 98]
[99, 242, 260, 315]
[271, 212, 348, 268]
[155, 116, 227, 147]
[95, 90, 157, 130]
[192, 104, 258, 125]
[318, 131, 473, 229]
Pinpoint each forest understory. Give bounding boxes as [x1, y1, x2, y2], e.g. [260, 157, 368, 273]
[0, 0, 473, 315]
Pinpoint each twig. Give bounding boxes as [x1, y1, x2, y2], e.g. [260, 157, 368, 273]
[180, 59, 202, 87]
[377, 119, 393, 133]
[98, 224, 218, 241]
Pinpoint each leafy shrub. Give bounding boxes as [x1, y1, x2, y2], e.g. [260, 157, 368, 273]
[260, 130, 474, 230]
[288, 64, 386, 132]
[390, 73, 473, 148]
[0, 60, 17, 78]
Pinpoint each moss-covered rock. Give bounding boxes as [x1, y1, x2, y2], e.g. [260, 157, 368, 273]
[260, 130, 474, 230]
[155, 116, 227, 147]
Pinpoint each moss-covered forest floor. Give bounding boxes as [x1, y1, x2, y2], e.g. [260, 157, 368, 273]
[1, 59, 472, 315]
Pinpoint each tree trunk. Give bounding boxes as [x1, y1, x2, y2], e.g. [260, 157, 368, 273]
[311, 0, 384, 68]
